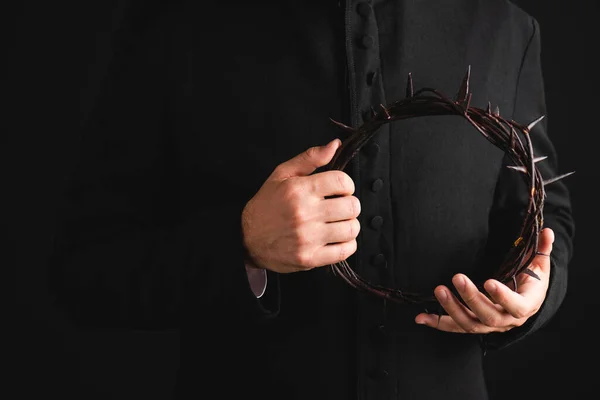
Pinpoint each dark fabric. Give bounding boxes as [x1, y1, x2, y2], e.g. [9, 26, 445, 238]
[47, 1, 574, 399]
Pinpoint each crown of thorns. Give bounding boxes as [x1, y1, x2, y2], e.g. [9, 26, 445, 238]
[325, 66, 574, 305]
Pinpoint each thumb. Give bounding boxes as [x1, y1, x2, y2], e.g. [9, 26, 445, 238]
[272, 138, 341, 179]
[534, 227, 555, 271]
[537, 227, 555, 257]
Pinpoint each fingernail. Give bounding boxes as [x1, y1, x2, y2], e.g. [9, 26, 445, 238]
[487, 282, 497, 292]
[455, 276, 466, 291]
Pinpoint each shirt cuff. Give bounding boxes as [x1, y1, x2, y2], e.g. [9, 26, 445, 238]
[245, 264, 267, 298]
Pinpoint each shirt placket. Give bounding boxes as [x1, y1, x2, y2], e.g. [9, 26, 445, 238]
[344, 0, 398, 399]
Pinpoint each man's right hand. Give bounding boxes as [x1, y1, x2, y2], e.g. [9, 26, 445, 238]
[241, 138, 361, 273]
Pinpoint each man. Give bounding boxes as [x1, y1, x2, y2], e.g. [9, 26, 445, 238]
[48, 1, 574, 399]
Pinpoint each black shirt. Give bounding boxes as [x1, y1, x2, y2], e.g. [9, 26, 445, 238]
[48, 1, 574, 399]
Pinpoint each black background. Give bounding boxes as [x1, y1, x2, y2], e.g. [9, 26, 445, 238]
[7, 1, 596, 398]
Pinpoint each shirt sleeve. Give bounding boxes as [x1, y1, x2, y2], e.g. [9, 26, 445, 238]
[246, 265, 268, 298]
[481, 16, 575, 351]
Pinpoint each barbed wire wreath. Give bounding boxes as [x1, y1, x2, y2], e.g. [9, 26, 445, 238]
[325, 66, 574, 305]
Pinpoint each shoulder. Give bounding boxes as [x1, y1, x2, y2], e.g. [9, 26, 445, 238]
[485, 0, 538, 34]
[472, 0, 539, 52]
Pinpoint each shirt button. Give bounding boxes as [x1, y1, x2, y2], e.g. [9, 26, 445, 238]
[371, 178, 384, 192]
[364, 142, 379, 157]
[370, 216, 383, 229]
[371, 253, 387, 268]
[360, 35, 375, 49]
[356, 2, 372, 18]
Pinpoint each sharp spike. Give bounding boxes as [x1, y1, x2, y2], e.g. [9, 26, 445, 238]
[406, 72, 414, 98]
[523, 268, 541, 280]
[456, 65, 471, 102]
[494, 105, 500, 116]
[329, 118, 356, 133]
[380, 104, 391, 119]
[527, 115, 545, 132]
[464, 92, 472, 110]
[370, 106, 377, 118]
[533, 156, 548, 163]
[507, 165, 527, 173]
[543, 171, 575, 186]
[486, 101, 492, 114]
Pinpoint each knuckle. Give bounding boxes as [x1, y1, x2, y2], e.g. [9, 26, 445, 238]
[305, 146, 319, 161]
[339, 240, 357, 261]
[512, 318, 526, 328]
[272, 164, 284, 177]
[350, 218, 361, 238]
[334, 171, 354, 194]
[289, 206, 307, 225]
[338, 244, 348, 262]
[481, 314, 501, 328]
[466, 324, 482, 334]
[350, 196, 361, 217]
[463, 293, 478, 305]
[492, 292, 506, 305]
[511, 307, 529, 320]
[282, 179, 303, 201]
[293, 227, 311, 247]
[307, 177, 320, 196]
[293, 249, 313, 267]
[349, 239, 358, 255]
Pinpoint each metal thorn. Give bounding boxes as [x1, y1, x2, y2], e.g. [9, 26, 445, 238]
[533, 156, 548, 163]
[370, 106, 377, 119]
[527, 115, 545, 132]
[543, 171, 575, 186]
[486, 101, 492, 114]
[507, 165, 527, 173]
[523, 268, 541, 281]
[328, 117, 355, 133]
[406, 72, 414, 98]
[456, 65, 471, 103]
[494, 105, 500, 116]
[380, 104, 391, 119]
[465, 92, 472, 109]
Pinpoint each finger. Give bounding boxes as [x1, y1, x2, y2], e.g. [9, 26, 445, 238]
[414, 314, 470, 333]
[533, 227, 554, 273]
[304, 170, 355, 198]
[484, 278, 538, 320]
[319, 195, 361, 222]
[321, 219, 361, 244]
[311, 239, 358, 267]
[452, 274, 511, 328]
[271, 139, 341, 179]
[432, 285, 483, 333]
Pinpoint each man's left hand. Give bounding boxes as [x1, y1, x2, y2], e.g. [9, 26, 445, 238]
[415, 227, 554, 333]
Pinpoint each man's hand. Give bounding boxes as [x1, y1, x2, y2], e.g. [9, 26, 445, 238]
[415, 227, 555, 333]
[241, 138, 361, 273]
